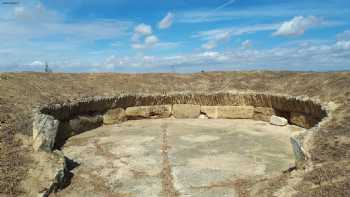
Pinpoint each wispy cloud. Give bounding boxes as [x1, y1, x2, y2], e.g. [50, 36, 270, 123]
[195, 24, 278, 49]
[337, 30, 350, 41]
[176, 4, 350, 24]
[2, 39, 349, 72]
[158, 12, 174, 29]
[0, 3, 132, 41]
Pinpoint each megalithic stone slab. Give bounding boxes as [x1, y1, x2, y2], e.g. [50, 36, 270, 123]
[201, 106, 254, 119]
[33, 113, 59, 152]
[173, 104, 200, 118]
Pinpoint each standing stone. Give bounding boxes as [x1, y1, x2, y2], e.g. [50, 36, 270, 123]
[33, 113, 59, 152]
[125, 105, 172, 119]
[270, 115, 288, 126]
[253, 107, 275, 122]
[103, 108, 126, 125]
[200, 106, 217, 118]
[201, 106, 254, 119]
[173, 104, 200, 118]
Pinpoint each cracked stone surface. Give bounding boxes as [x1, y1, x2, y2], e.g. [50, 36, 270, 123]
[58, 119, 302, 197]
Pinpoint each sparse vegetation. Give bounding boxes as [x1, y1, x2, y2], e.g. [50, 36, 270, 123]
[0, 71, 349, 196]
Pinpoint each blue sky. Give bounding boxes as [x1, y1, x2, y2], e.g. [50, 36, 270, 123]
[0, 0, 350, 72]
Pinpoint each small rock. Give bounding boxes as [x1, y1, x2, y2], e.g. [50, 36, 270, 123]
[198, 114, 209, 119]
[270, 115, 288, 126]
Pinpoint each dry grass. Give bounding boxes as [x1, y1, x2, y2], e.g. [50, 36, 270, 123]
[0, 125, 28, 196]
[0, 71, 349, 196]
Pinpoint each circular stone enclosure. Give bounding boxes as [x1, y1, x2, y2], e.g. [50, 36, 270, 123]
[31, 93, 328, 196]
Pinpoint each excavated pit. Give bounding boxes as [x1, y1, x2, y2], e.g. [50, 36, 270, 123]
[31, 93, 328, 197]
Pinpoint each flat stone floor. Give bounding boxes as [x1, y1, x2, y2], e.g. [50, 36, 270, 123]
[58, 119, 303, 197]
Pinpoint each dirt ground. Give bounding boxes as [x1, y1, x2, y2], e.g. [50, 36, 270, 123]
[59, 119, 299, 197]
[0, 71, 350, 196]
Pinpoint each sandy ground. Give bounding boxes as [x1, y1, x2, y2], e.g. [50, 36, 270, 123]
[58, 119, 302, 197]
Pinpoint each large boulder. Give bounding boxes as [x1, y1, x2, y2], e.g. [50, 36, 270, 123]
[270, 115, 288, 126]
[253, 107, 275, 122]
[125, 105, 172, 119]
[201, 106, 254, 119]
[290, 112, 317, 129]
[33, 113, 59, 152]
[173, 104, 200, 118]
[103, 108, 126, 125]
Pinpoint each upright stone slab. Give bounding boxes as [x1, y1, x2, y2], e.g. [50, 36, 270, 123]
[216, 106, 254, 119]
[103, 108, 126, 125]
[253, 107, 275, 122]
[200, 106, 218, 118]
[173, 104, 200, 118]
[125, 105, 172, 119]
[33, 113, 59, 152]
[201, 106, 254, 119]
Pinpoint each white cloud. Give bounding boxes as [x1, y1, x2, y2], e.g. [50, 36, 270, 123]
[145, 35, 159, 46]
[4, 39, 349, 72]
[159, 12, 174, 29]
[335, 40, 350, 50]
[0, 3, 132, 41]
[134, 23, 152, 35]
[132, 35, 159, 49]
[201, 31, 230, 49]
[337, 30, 350, 41]
[241, 40, 252, 49]
[131, 24, 160, 49]
[98, 39, 350, 72]
[30, 60, 45, 66]
[273, 16, 322, 36]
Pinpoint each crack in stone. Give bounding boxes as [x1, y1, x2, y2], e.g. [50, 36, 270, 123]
[160, 122, 179, 197]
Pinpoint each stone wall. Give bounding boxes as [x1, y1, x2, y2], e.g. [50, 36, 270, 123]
[33, 93, 327, 152]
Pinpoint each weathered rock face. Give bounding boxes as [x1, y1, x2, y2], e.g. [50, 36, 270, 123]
[173, 104, 200, 118]
[26, 150, 74, 197]
[68, 115, 103, 135]
[290, 112, 317, 129]
[270, 115, 288, 126]
[125, 105, 172, 119]
[33, 113, 59, 152]
[253, 107, 275, 122]
[201, 106, 254, 119]
[103, 108, 126, 125]
[290, 136, 307, 168]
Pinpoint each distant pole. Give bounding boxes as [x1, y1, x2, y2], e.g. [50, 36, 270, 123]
[44, 61, 49, 72]
[44, 61, 52, 73]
